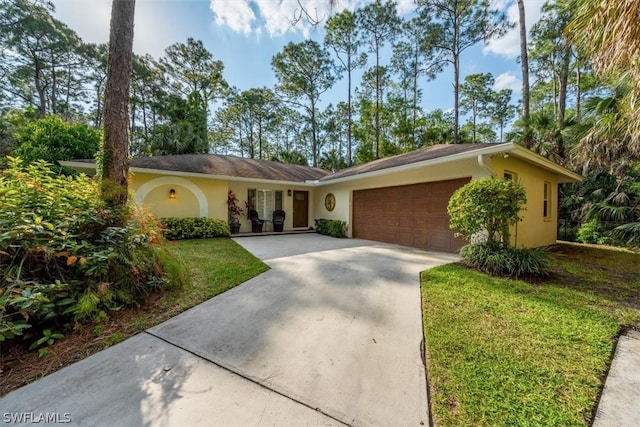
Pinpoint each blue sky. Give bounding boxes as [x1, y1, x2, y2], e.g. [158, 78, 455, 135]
[50, 0, 546, 117]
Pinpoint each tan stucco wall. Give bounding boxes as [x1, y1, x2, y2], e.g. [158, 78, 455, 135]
[490, 155, 559, 247]
[313, 157, 488, 237]
[128, 153, 565, 247]
[131, 172, 228, 220]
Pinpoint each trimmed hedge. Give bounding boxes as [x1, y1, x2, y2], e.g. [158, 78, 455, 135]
[314, 218, 348, 238]
[460, 243, 550, 278]
[162, 217, 230, 240]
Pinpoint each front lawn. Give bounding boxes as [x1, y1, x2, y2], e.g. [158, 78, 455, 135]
[421, 243, 640, 427]
[0, 238, 268, 396]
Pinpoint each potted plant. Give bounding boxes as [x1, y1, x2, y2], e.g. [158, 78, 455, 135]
[227, 190, 244, 234]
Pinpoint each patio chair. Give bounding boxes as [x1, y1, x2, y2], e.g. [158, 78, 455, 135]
[272, 209, 286, 232]
[248, 208, 264, 233]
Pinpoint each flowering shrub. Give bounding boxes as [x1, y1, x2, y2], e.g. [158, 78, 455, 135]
[0, 157, 187, 346]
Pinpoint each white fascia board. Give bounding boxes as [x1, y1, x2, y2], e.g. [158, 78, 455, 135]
[59, 160, 96, 174]
[509, 145, 583, 182]
[313, 143, 514, 186]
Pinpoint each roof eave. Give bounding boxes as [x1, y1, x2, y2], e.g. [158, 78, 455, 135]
[316, 143, 514, 185]
[59, 161, 318, 187]
[509, 145, 583, 183]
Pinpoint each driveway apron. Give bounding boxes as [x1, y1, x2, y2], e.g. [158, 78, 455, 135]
[1, 234, 458, 426]
[150, 234, 458, 426]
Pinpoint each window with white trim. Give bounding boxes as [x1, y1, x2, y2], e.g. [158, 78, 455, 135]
[503, 170, 518, 181]
[543, 182, 551, 219]
[248, 189, 283, 219]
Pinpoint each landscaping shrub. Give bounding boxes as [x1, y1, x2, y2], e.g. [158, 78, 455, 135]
[558, 222, 578, 241]
[314, 218, 347, 238]
[0, 157, 187, 347]
[448, 178, 526, 245]
[460, 243, 550, 278]
[577, 219, 603, 244]
[161, 217, 230, 240]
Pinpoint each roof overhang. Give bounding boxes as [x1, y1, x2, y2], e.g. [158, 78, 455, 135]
[60, 144, 582, 188]
[506, 143, 583, 183]
[59, 161, 318, 187]
[312, 143, 541, 186]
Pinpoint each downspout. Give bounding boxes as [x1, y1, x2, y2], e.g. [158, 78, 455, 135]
[477, 154, 495, 178]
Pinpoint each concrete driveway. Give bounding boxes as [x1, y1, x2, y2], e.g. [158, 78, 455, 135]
[1, 234, 458, 426]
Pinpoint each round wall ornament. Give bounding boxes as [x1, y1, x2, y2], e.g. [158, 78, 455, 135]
[324, 193, 336, 211]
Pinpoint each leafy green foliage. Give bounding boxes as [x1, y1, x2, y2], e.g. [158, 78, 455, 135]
[577, 219, 603, 244]
[11, 116, 101, 170]
[460, 243, 550, 278]
[0, 157, 186, 346]
[162, 217, 230, 240]
[448, 178, 527, 245]
[314, 219, 348, 238]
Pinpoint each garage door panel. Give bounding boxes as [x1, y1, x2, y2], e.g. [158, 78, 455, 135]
[353, 178, 470, 253]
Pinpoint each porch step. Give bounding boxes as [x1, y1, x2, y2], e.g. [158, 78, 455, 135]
[231, 229, 316, 237]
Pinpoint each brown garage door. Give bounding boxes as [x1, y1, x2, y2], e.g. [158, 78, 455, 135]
[352, 177, 470, 252]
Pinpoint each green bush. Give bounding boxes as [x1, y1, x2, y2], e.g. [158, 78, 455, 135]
[0, 157, 186, 346]
[314, 219, 347, 238]
[577, 219, 602, 244]
[12, 116, 101, 172]
[162, 217, 230, 240]
[448, 178, 527, 245]
[558, 223, 578, 242]
[460, 243, 550, 278]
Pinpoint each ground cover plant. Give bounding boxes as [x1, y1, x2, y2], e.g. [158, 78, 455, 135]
[421, 243, 640, 427]
[0, 237, 267, 395]
[0, 158, 188, 348]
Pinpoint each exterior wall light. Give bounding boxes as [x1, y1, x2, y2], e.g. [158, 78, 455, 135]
[287, 189, 292, 196]
[169, 188, 176, 199]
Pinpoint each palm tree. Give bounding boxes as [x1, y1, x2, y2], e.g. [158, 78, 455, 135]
[570, 84, 636, 179]
[566, 0, 640, 156]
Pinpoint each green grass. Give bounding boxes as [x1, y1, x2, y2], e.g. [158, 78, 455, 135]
[114, 238, 268, 335]
[421, 243, 640, 427]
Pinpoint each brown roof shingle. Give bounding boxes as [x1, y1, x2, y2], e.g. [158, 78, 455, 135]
[319, 143, 508, 182]
[128, 154, 330, 182]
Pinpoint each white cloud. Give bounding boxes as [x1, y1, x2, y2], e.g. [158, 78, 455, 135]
[50, 0, 187, 58]
[396, 0, 416, 16]
[208, 0, 413, 39]
[494, 71, 521, 92]
[210, 0, 256, 35]
[483, 0, 545, 58]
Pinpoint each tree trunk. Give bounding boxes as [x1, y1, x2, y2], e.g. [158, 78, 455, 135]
[311, 98, 318, 167]
[453, 14, 460, 144]
[576, 66, 581, 120]
[50, 53, 57, 115]
[347, 53, 352, 166]
[375, 42, 380, 158]
[558, 47, 571, 127]
[102, 0, 135, 209]
[472, 102, 477, 143]
[517, 0, 530, 146]
[412, 41, 419, 149]
[33, 56, 47, 118]
[453, 52, 460, 143]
